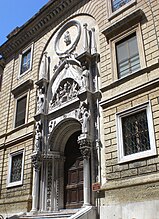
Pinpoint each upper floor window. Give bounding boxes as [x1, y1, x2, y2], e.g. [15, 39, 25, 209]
[116, 102, 157, 163]
[107, 0, 136, 19]
[116, 33, 140, 78]
[15, 94, 27, 128]
[112, 0, 131, 12]
[110, 24, 146, 81]
[19, 44, 33, 77]
[21, 48, 31, 74]
[7, 150, 25, 187]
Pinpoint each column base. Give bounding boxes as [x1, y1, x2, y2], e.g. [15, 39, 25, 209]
[28, 209, 38, 215]
[82, 203, 91, 207]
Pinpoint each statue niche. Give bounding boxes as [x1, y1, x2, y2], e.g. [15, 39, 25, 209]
[50, 78, 80, 108]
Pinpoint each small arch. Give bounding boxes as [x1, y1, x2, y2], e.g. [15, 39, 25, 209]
[49, 118, 81, 153]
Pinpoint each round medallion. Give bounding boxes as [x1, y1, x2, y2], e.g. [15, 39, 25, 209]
[55, 20, 81, 56]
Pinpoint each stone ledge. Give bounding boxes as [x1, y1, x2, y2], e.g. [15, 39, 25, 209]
[101, 173, 159, 190]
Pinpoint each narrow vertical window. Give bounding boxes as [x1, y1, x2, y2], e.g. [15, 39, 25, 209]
[20, 48, 31, 75]
[15, 95, 27, 128]
[116, 33, 140, 78]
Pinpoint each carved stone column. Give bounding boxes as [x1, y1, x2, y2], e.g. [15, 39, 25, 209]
[31, 152, 42, 213]
[78, 134, 91, 206]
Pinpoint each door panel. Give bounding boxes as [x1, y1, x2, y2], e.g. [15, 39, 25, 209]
[64, 131, 83, 209]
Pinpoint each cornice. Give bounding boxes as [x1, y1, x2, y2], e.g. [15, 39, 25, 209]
[0, 0, 81, 59]
[102, 9, 144, 40]
[11, 79, 34, 97]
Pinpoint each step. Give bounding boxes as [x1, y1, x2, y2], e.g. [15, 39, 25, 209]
[20, 209, 80, 219]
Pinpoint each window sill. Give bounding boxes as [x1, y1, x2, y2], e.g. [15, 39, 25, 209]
[118, 150, 157, 164]
[7, 181, 23, 188]
[18, 68, 32, 79]
[108, 0, 137, 21]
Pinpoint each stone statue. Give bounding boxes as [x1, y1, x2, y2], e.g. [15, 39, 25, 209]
[79, 102, 90, 134]
[49, 120, 56, 134]
[37, 86, 45, 114]
[39, 51, 48, 79]
[81, 65, 89, 89]
[60, 82, 70, 102]
[70, 81, 78, 98]
[35, 121, 42, 151]
[64, 31, 71, 46]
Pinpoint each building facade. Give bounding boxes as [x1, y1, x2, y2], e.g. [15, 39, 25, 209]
[0, 0, 159, 218]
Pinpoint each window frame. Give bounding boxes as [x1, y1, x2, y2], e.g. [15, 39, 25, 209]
[111, 24, 146, 81]
[14, 92, 29, 128]
[107, 0, 137, 19]
[116, 102, 157, 163]
[7, 149, 25, 188]
[18, 44, 33, 78]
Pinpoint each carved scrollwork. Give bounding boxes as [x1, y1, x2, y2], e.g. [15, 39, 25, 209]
[50, 78, 80, 108]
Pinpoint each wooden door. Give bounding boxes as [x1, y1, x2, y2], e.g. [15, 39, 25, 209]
[64, 132, 83, 209]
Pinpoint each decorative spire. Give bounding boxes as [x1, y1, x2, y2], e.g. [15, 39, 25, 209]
[83, 23, 89, 53]
[91, 28, 97, 55]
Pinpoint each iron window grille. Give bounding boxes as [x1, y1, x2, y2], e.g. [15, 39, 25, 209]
[116, 103, 156, 163]
[7, 150, 24, 187]
[10, 153, 23, 183]
[122, 110, 150, 156]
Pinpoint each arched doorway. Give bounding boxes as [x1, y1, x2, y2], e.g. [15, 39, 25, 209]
[64, 131, 83, 208]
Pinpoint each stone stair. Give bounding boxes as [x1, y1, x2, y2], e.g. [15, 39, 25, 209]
[19, 209, 80, 219]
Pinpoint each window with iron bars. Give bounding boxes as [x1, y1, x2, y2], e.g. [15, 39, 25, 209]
[122, 110, 150, 156]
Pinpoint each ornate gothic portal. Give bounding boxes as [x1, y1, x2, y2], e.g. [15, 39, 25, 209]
[31, 15, 101, 213]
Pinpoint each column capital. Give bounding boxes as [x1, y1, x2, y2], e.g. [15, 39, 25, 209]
[31, 151, 42, 171]
[78, 134, 91, 159]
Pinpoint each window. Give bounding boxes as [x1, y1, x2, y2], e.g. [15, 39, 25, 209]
[15, 95, 27, 128]
[112, 0, 131, 12]
[7, 150, 24, 187]
[19, 44, 33, 76]
[107, 0, 136, 18]
[116, 33, 140, 78]
[111, 25, 146, 81]
[116, 103, 156, 163]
